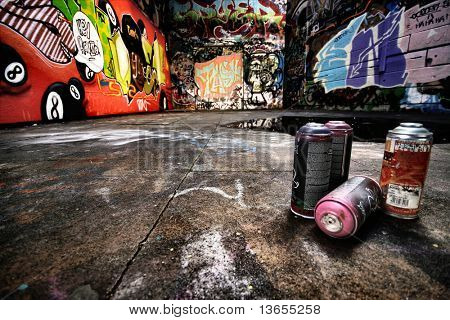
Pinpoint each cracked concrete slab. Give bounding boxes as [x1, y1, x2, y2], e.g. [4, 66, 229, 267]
[0, 124, 213, 299]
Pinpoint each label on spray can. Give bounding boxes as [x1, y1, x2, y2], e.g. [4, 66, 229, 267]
[325, 121, 353, 191]
[304, 141, 332, 210]
[327, 176, 379, 222]
[292, 139, 332, 213]
[385, 184, 421, 209]
[330, 135, 346, 178]
[381, 136, 432, 217]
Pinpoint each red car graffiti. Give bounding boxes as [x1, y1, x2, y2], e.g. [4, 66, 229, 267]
[0, 25, 86, 124]
[0, 0, 173, 125]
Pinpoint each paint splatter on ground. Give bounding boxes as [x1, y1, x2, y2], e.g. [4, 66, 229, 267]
[179, 230, 251, 299]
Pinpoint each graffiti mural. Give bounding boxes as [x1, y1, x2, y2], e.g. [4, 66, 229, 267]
[170, 49, 197, 109]
[284, 0, 450, 112]
[0, 0, 172, 124]
[168, 0, 287, 110]
[244, 48, 284, 106]
[195, 53, 243, 100]
[134, 0, 168, 29]
[193, 45, 245, 110]
[314, 13, 367, 93]
[284, 0, 307, 107]
[170, 0, 286, 41]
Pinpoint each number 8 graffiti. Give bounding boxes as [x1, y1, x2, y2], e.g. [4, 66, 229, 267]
[4, 62, 25, 84]
[69, 85, 81, 100]
[46, 92, 63, 120]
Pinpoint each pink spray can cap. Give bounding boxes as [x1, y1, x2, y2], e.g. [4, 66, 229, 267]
[325, 120, 352, 132]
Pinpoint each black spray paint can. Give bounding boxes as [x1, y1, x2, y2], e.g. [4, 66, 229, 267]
[325, 121, 353, 191]
[291, 123, 332, 219]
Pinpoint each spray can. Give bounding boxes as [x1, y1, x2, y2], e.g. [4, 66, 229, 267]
[380, 123, 433, 219]
[325, 121, 353, 191]
[315, 176, 382, 238]
[291, 123, 332, 219]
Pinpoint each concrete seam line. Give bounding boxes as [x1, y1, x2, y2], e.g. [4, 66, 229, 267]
[106, 113, 224, 299]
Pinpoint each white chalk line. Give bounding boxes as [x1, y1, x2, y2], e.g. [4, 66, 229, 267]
[174, 179, 248, 208]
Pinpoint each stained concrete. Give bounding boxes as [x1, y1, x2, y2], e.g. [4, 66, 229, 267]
[0, 111, 448, 299]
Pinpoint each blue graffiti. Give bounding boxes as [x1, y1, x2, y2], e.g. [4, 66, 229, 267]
[314, 14, 366, 93]
[314, 9, 408, 92]
[347, 9, 405, 89]
[274, 52, 284, 90]
[400, 84, 449, 113]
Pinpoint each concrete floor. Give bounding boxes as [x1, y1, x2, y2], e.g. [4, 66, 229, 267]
[0, 111, 449, 299]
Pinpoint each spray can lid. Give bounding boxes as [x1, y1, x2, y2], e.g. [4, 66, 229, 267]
[325, 120, 352, 131]
[298, 122, 331, 136]
[389, 123, 433, 138]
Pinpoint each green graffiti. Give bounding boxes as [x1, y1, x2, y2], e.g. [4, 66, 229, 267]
[52, 0, 79, 20]
[96, 9, 114, 78]
[171, 1, 285, 40]
[152, 39, 166, 86]
[144, 68, 158, 96]
[73, 1, 131, 93]
[52, 0, 163, 99]
[79, 0, 96, 24]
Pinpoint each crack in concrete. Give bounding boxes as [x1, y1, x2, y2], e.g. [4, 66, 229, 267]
[106, 113, 224, 299]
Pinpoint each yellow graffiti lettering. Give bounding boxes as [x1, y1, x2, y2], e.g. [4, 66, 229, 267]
[108, 32, 131, 94]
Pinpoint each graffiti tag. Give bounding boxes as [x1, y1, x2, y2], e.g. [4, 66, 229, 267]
[314, 0, 450, 93]
[195, 53, 243, 100]
[314, 14, 366, 93]
[72, 11, 104, 73]
[347, 9, 405, 89]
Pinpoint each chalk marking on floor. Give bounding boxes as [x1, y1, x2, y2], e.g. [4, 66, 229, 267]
[180, 230, 251, 299]
[95, 187, 111, 203]
[5, 129, 209, 148]
[174, 179, 248, 208]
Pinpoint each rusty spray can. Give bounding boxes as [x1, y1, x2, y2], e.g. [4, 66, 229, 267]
[325, 121, 353, 191]
[315, 176, 382, 238]
[380, 123, 433, 219]
[291, 123, 332, 219]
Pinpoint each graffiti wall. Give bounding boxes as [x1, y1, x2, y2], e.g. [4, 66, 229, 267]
[285, 0, 450, 113]
[195, 52, 244, 101]
[0, 0, 172, 124]
[168, 0, 287, 110]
